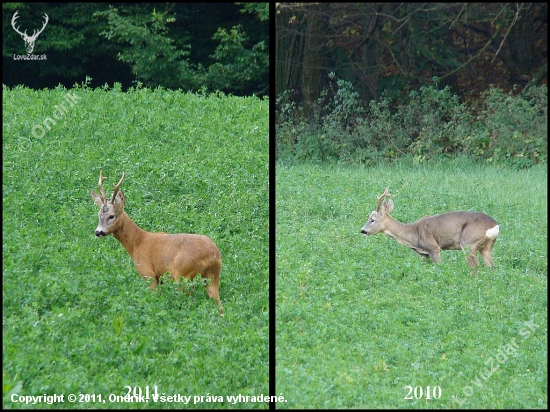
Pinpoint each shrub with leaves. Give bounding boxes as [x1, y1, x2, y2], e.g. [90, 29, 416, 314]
[471, 85, 547, 168]
[276, 74, 547, 167]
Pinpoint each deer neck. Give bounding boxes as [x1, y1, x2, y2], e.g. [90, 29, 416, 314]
[383, 216, 418, 249]
[112, 213, 147, 258]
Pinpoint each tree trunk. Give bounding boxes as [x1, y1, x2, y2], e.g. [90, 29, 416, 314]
[357, 4, 381, 102]
[300, 4, 328, 121]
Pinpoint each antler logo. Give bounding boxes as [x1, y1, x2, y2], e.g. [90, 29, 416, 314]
[11, 11, 49, 54]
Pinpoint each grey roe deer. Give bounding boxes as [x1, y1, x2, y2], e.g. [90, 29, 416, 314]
[91, 171, 223, 316]
[361, 187, 499, 275]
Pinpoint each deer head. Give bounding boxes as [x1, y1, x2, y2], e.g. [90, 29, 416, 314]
[90, 171, 125, 237]
[361, 187, 394, 235]
[11, 11, 49, 54]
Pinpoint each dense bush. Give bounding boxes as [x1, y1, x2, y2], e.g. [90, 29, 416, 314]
[471, 86, 547, 168]
[276, 79, 547, 168]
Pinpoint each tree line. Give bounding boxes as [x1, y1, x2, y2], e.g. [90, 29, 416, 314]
[3, 3, 269, 96]
[276, 3, 547, 117]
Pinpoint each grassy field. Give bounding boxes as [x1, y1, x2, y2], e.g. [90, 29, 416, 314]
[3, 84, 269, 409]
[276, 159, 547, 409]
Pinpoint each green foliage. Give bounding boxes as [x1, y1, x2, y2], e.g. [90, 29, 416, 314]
[472, 86, 547, 168]
[94, 6, 268, 95]
[208, 26, 269, 96]
[276, 77, 547, 168]
[276, 160, 547, 408]
[397, 85, 473, 162]
[3, 3, 268, 95]
[3, 371, 23, 400]
[94, 6, 197, 90]
[275, 90, 304, 160]
[276, 79, 369, 163]
[315, 77, 367, 162]
[238, 2, 270, 21]
[3, 85, 268, 408]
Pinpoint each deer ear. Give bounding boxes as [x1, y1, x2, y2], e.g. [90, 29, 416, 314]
[91, 190, 104, 207]
[115, 191, 125, 206]
[383, 198, 394, 214]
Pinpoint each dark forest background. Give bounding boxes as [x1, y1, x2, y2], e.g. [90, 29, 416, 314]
[3, 3, 269, 96]
[276, 3, 547, 167]
[277, 3, 546, 112]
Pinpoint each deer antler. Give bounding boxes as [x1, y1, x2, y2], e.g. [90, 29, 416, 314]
[376, 187, 391, 212]
[11, 11, 26, 37]
[34, 13, 49, 39]
[110, 172, 125, 203]
[97, 171, 107, 204]
[11, 11, 48, 39]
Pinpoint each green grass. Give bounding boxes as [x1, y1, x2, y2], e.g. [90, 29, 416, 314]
[3, 84, 269, 409]
[276, 159, 547, 409]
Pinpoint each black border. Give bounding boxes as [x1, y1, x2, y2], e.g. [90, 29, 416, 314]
[268, 2, 277, 409]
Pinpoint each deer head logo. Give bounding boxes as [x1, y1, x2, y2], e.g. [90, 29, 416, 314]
[11, 11, 49, 54]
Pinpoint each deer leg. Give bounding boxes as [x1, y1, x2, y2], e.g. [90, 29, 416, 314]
[175, 266, 223, 316]
[466, 249, 479, 275]
[429, 249, 442, 264]
[203, 266, 223, 317]
[205, 283, 223, 316]
[135, 264, 159, 290]
[172, 270, 196, 295]
[180, 274, 196, 296]
[480, 240, 495, 268]
[412, 249, 431, 262]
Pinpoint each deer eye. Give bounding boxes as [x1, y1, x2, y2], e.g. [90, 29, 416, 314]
[108, 215, 115, 220]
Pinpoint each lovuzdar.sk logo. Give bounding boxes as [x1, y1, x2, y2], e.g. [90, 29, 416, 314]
[11, 10, 49, 54]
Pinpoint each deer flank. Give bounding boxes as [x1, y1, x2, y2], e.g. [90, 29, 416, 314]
[361, 187, 499, 275]
[91, 172, 223, 316]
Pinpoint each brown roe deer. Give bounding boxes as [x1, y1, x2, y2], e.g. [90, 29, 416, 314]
[361, 187, 499, 275]
[91, 172, 223, 316]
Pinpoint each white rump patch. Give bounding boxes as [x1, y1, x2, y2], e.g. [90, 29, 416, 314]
[485, 225, 499, 239]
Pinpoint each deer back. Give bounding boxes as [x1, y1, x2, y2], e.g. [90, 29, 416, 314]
[415, 211, 498, 249]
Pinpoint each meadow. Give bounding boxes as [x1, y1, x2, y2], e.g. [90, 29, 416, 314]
[3, 83, 269, 409]
[276, 159, 547, 408]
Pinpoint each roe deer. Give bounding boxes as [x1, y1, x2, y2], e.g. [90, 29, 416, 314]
[361, 187, 499, 275]
[91, 171, 223, 316]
